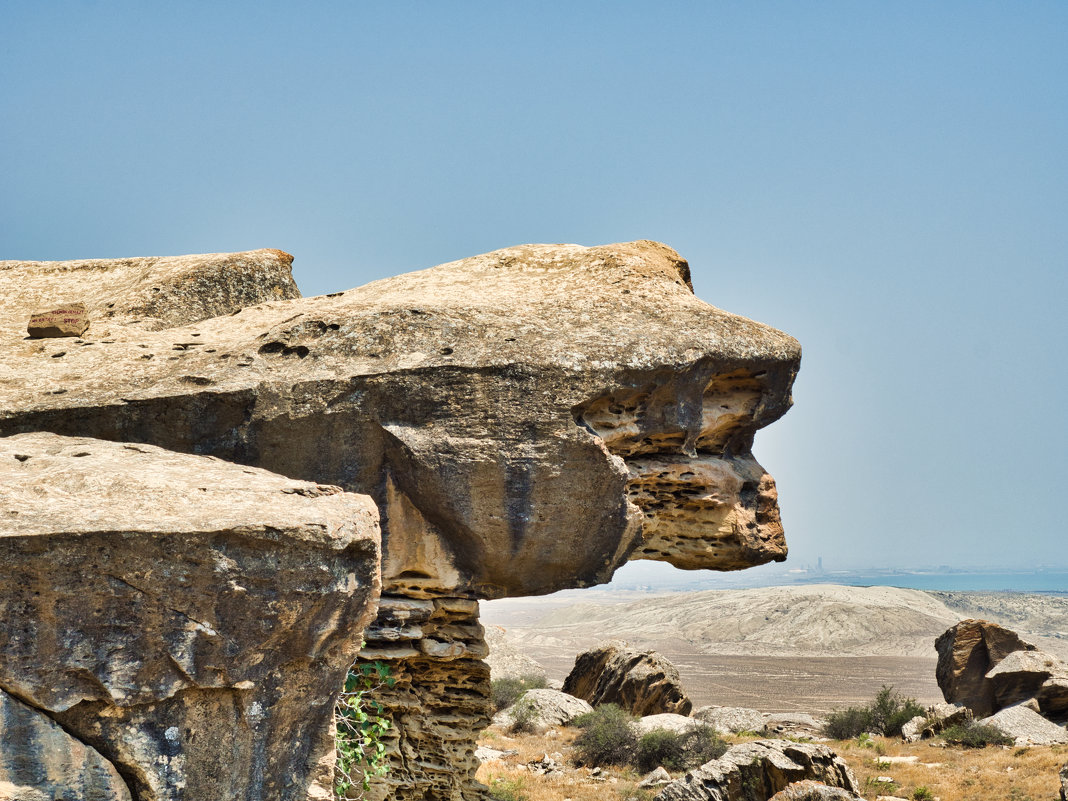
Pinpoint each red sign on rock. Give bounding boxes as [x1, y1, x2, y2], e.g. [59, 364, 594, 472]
[27, 303, 90, 338]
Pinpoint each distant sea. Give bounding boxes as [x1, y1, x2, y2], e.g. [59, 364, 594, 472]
[804, 571, 1068, 594]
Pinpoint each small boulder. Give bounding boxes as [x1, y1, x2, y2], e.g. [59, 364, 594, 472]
[768, 780, 863, 800]
[900, 716, 926, 743]
[980, 705, 1068, 746]
[693, 705, 768, 734]
[764, 712, 827, 740]
[654, 739, 858, 801]
[26, 303, 89, 338]
[492, 688, 592, 733]
[638, 767, 673, 789]
[563, 642, 692, 716]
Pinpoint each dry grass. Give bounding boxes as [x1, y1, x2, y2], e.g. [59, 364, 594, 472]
[833, 735, 1068, 801]
[477, 725, 1068, 801]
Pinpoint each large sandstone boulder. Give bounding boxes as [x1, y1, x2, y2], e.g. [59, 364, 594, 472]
[654, 740, 859, 801]
[0, 241, 798, 600]
[0, 432, 381, 801]
[1, 242, 800, 801]
[563, 642, 692, 716]
[935, 619, 1036, 717]
[987, 649, 1068, 711]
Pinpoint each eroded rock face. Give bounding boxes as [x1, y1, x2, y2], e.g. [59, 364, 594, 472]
[0, 433, 381, 801]
[654, 740, 859, 801]
[355, 597, 491, 801]
[1, 242, 800, 800]
[563, 642, 692, 716]
[0, 241, 799, 600]
[935, 619, 1036, 717]
[0, 689, 131, 801]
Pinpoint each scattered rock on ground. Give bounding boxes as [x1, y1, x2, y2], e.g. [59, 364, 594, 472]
[654, 739, 858, 801]
[492, 689, 592, 733]
[980, 704, 1068, 746]
[639, 767, 673, 788]
[764, 712, 827, 739]
[901, 716, 927, 743]
[768, 780, 863, 800]
[474, 745, 518, 763]
[563, 641, 692, 716]
[693, 705, 768, 734]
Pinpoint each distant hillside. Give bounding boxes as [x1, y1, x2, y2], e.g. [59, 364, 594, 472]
[482, 584, 1068, 660]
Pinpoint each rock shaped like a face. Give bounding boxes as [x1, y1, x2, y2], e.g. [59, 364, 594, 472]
[0, 241, 799, 599]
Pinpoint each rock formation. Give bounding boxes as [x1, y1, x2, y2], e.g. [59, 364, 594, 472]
[491, 689, 593, 733]
[935, 619, 1036, 717]
[693, 706, 769, 735]
[0, 432, 380, 801]
[768, 782, 863, 801]
[936, 619, 1068, 722]
[563, 642, 693, 716]
[1, 241, 800, 800]
[654, 740, 859, 801]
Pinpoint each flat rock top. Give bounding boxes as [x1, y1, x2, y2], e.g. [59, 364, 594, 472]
[1, 248, 299, 334]
[0, 432, 377, 544]
[0, 241, 799, 418]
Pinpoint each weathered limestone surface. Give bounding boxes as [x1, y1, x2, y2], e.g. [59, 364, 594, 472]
[563, 641, 692, 716]
[767, 781, 863, 801]
[1, 242, 801, 801]
[0, 241, 799, 600]
[1, 249, 300, 334]
[979, 705, 1068, 746]
[935, 619, 1036, 717]
[0, 688, 131, 800]
[654, 740, 859, 801]
[0, 433, 381, 801]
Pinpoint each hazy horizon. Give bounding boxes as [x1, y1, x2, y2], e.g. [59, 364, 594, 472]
[3, 4, 1065, 576]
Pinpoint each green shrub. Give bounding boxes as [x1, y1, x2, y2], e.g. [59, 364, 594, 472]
[823, 685, 925, 739]
[508, 697, 539, 735]
[940, 721, 1013, 748]
[912, 787, 936, 801]
[634, 728, 687, 772]
[824, 706, 872, 740]
[491, 673, 548, 712]
[868, 685, 925, 737]
[335, 660, 395, 798]
[572, 704, 638, 766]
[487, 775, 529, 801]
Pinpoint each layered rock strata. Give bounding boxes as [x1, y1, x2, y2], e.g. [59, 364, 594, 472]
[1, 241, 800, 800]
[355, 596, 492, 801]
[0, 432, 381, 801]
[563, 642, 692, 716]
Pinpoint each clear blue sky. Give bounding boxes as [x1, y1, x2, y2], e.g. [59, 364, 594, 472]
[3, 2, 1065, 573]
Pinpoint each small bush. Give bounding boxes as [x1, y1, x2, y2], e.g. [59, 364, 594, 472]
[508, 697, 538, 735]
[491, 674, 548, 712]
[912, 787, 935, 801]
[634, 729, 687, 773]
[823, 685, 925, 739]
[572, 704, 638, 766]
[487, 775, 529, 801]
[824, 706, 872, 740]
[940, 721, 1013, 748]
